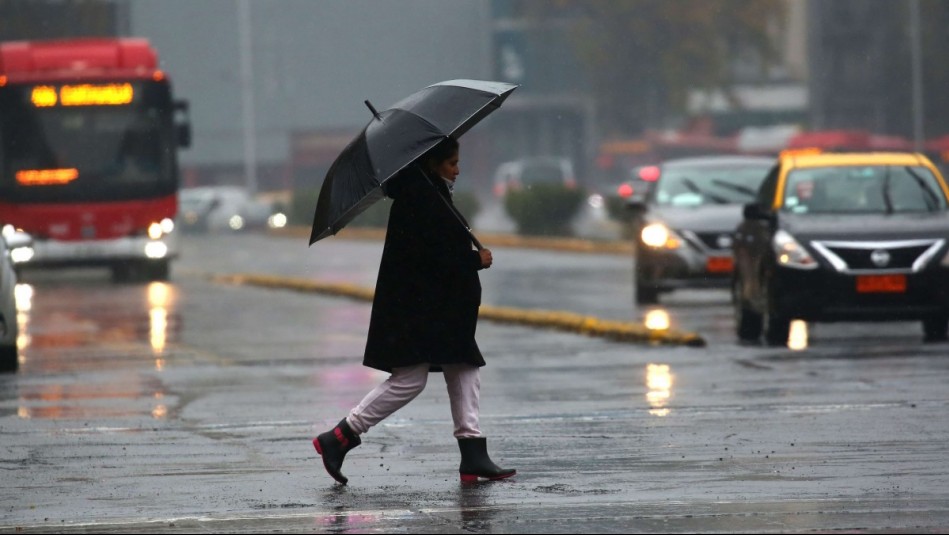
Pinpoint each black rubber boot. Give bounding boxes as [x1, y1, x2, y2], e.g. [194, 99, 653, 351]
[457, 437, 516, 482]
[313, 418, 361, 485]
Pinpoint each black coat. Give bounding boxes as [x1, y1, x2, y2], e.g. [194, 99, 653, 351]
[363, 166, 486, 372]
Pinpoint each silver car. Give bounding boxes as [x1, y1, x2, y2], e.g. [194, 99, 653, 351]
[627, 156, 774, 305]
[1, 228, 30, 372]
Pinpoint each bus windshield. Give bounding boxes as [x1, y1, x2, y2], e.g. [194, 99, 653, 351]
[0, 80, 176, 203]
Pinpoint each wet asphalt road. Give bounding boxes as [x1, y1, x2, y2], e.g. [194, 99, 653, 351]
[1, 231, 949, 533]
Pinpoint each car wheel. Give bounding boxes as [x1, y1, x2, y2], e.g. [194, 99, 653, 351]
[922, 315, 949, 343]
[0, 345, 18, 373]
[733, 278, 762, 342]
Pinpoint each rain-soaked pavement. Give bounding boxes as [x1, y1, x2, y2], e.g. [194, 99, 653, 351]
[1, 231, 949, 533]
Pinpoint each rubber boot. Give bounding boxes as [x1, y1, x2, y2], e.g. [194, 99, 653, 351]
[313, 418, 361, 485]
[457, 437, 516, 482]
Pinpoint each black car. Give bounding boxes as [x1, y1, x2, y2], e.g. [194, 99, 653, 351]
[733, 152, 949, 346]
[627, 155, 774, 304]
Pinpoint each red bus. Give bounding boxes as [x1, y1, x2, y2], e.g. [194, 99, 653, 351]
[0, 37, 191, 281]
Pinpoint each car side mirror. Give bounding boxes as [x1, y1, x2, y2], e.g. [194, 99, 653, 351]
[177, 123, 192, 148]
[174, 99, 192, 148]
[743, 202, 773, 221]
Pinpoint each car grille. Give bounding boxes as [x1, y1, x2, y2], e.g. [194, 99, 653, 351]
[811, 239, 945, 274]
[683, 231, 734, 252]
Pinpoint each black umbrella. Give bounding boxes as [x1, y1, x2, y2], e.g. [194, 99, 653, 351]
[308, 79, 518, 247]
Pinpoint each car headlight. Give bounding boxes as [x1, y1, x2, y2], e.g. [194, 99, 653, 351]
[229, 215, 245, 230]
[641, 223, 681, 249]
[267, 212, 287, 229]
[773, 229, 818, 269]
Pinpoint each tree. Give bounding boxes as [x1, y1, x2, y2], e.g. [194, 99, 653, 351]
[522, 0, 786, 136]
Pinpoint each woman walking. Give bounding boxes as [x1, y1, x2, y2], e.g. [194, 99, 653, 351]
[313, 136, 515, 485]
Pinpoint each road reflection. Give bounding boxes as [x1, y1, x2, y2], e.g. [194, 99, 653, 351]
[7, 274, 181, 420]
[645, 363, 674, 417]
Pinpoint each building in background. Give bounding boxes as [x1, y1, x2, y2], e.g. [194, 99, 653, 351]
[126, 0, 495, 195]
[807, 0, 949, 154]
[9, 0, 949, 198]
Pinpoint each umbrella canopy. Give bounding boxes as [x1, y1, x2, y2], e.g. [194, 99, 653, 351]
[309, 79, 518, 245]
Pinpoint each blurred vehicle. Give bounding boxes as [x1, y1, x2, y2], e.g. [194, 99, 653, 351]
[1, 228, 30, 372]
[628, 155, 774, 304]
[492, 156, 577, 198]
[178, 186, 286, 233]
[591, 164, 662, 223]
[0, 37, 191, 283]
[733, 152, 949, 346]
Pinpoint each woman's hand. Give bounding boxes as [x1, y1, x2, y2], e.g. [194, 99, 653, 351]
[479, 248, 493, 269]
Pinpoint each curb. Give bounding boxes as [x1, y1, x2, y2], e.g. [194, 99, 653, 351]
[211, 273, 706, 348]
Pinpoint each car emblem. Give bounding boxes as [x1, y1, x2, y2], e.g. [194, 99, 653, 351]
[717, 234, 733, 249]
[870, 249, 891, 267]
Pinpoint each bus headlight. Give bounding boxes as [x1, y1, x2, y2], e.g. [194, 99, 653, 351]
[148, 222, 164, 240]
[148, 219, 175, 240]
[145, 241, 168, 259]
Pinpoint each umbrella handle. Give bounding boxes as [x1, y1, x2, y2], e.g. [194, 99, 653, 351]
[418, 166, 483, 251]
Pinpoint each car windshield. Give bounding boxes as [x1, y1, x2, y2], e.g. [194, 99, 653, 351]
[782, 165, 948, 214]
[652, 164, 771, 206]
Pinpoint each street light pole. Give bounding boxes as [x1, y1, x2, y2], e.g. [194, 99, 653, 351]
[910, 0, 924, 152]
[237, 0, 258, 195]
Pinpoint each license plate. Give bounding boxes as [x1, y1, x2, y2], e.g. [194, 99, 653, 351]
[856, 274, 906, 293]
[706, 256, 733, 273]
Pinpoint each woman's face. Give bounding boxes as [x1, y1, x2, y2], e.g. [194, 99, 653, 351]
[432, 150, 460, 182]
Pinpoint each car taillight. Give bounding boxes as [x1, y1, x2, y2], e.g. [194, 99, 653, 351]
[565, 177, 577, 189]
[617, 183, 634, 198]
[493, 183, 506, 197]
[639, 166, 661, 182]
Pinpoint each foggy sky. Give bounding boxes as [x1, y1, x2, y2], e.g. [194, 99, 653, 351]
[129, 0, 492, 166]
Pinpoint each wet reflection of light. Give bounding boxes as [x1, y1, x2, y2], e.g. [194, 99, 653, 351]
[788, 320, 808, 351]
[646, 363, 674, 417]
[147, 282, 173, 358]
[14, 283, 32, 312]
[150, 307, 167, 357]
[15, 284, 32, 354]
[151, 404, 168, 419]
[17, 407, 30, 419]
[644, 309, 671, 331]
[148, 282, 171, 308]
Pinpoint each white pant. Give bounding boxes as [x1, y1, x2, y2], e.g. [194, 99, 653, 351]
[346, 363, 481, 438]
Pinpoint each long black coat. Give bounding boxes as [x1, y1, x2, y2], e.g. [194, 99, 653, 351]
[363, 166, 486, 373]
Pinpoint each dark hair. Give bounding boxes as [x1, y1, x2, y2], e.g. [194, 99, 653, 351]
[423, 136, 459, 167]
